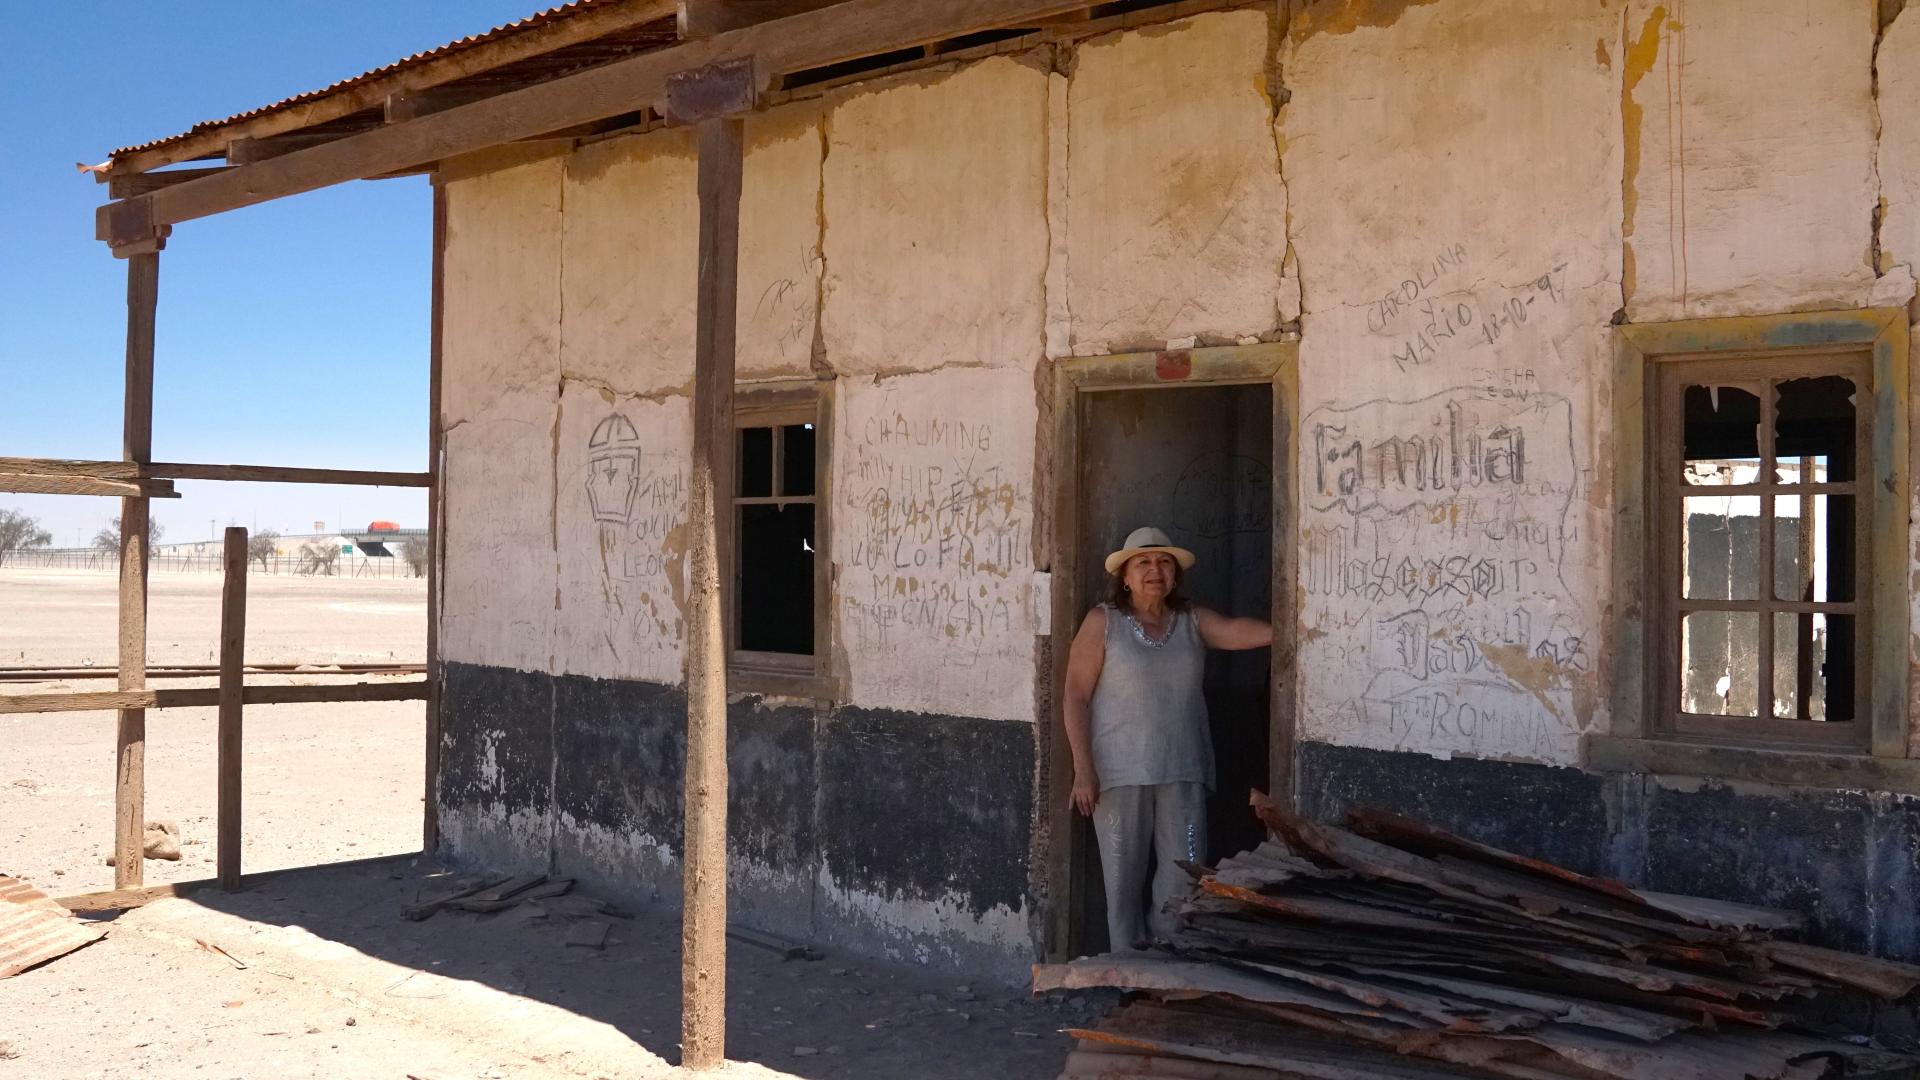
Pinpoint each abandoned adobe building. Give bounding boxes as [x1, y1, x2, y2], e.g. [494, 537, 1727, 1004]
[77, 0, 1920, 982]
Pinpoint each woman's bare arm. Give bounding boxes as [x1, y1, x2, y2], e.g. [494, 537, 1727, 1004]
[1194, 606, 1273, 651]
[1063, 607, 1107, 816]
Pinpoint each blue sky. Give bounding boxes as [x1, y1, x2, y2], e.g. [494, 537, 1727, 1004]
[1, 2, 539, 547]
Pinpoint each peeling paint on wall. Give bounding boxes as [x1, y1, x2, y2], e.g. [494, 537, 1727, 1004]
[1624, 0, 1879, 321]
[1287, 0, 1444, 44]
[1620, 4, 1667, 308]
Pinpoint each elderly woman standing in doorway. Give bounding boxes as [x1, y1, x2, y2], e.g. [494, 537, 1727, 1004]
[1064, 525, 1273, 950]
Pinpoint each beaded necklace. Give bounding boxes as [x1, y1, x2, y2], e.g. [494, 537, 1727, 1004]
[1123, 607, 1176, 649]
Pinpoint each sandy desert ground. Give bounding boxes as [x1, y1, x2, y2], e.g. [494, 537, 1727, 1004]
[0, 567, 1086, 1079]
[1, 567, 427, 895]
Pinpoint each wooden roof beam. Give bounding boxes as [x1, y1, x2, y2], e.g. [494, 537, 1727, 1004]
[104, 0, 682, 177]
[96, 0, 1098, 248]
[676, 0, 850, 39]
[105, 167, 233, 201]
[227, 132, 361, 166]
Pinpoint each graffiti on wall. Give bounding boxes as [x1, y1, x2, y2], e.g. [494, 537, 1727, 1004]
[1302, 384, 1586, 756]
[574, 408, 689, 677]
[838, 404, 1030, 670]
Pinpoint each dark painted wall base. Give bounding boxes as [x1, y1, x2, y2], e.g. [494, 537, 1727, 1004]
[438, 661, 1038, 979]
[1300, 741, 1920, 960]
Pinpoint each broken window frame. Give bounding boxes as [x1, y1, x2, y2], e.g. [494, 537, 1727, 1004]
[727, 382, 832, 697]
[1651, 353, 1871, 751]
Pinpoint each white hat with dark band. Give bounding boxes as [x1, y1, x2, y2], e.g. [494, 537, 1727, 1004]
[1104, 526, 1197, 575]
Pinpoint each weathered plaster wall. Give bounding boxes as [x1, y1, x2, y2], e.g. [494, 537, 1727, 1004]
[553, 387, 691, 684]
[440, 157, 563, 675]
[1883, 10, 1920, 281]
[739, 104, 826, 381]
[432, 0, 1920, 972]
[1062, 10, 1290, 354]
[1284, 0, 1619, 766]
[1623, 0, 1879, 320]
[834, 367, 1041, 723]
[820, 57, 1050, 376]
[1880, 8, 1920, 755]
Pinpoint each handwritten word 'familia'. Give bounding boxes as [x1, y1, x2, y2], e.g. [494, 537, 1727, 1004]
[1313, 399, 1526, 502]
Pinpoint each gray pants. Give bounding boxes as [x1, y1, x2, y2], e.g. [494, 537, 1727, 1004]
[1092, 782, 1207, 950]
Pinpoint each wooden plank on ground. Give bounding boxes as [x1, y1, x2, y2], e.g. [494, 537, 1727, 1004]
[0, 679, 430, 715]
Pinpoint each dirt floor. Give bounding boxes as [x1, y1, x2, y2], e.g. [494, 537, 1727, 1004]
[0, 568, 1091, 1078]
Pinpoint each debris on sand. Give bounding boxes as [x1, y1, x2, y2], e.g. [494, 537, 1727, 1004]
[1, 874, 106, 979]
[1038, 796, 1920, 1079]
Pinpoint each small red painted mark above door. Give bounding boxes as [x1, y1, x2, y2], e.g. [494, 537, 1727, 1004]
[1156, 350, 1192, 380]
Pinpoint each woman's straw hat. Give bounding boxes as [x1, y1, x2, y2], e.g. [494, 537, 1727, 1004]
[1104, 526, 1197, 575]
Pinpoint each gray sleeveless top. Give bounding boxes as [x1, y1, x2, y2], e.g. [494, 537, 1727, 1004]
[1088, 603, 1213, 791]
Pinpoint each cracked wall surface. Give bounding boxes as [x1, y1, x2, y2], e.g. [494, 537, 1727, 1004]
[1283, 0, 1620, 766]
[1062, 10, 1289, 354]
[433, 0, 1920, 968]
[833, 367, 1041, 723]
[1623, 0, 1879, 320]
[820, 57, 1050, 377]
[441, 156, 563, 674]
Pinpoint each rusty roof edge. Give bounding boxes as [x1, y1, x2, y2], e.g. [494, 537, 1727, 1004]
[100, 0, 679, 178]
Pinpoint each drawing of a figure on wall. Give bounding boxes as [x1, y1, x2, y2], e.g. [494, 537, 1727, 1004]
[1061, 525, 1273, 950]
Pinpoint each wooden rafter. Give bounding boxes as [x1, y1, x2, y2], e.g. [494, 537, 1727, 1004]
[101, 1, 682, 177]
[96, 0, 1098, 246]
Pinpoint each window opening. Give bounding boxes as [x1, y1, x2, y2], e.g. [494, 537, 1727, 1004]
[734, 419, 817, 658]
[1663, 357, 1866, 742]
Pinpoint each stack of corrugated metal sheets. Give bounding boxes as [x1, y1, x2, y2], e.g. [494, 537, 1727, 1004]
[1035, 800, 1920, 1079]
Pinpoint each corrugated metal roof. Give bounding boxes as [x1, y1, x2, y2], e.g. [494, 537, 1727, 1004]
[0, 875, 106, 979]
[109, 0, 629, 159]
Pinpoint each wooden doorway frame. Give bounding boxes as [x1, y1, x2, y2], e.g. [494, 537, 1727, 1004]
[1042, 341, 1299, 960]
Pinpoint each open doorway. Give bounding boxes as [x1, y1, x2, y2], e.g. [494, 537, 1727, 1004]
[1066, 379, 1274, 955]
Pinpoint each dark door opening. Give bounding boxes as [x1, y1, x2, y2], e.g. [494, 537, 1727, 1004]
[1071, 382, 1273, 955]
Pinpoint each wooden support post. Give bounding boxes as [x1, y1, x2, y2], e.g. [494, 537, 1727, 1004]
[217, 528, 247, 890]
[424, 182, 446, 853]
[681, 114, 743, 1073]
[115, 249, 158, 888]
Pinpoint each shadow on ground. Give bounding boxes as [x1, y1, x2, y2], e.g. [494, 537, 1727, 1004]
[74, 855, 1097, 1079]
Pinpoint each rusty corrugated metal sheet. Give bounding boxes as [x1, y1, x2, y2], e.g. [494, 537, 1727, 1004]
[107, 0, 628, 158]
[0, 875, 106, 979]
[1039, 800, 1920, 1079]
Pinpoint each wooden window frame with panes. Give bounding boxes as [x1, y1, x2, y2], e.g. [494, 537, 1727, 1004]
[1600, 310, 1912, 781]
[728, 381, 833, 698]
[1650, 352, 1870, 749]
